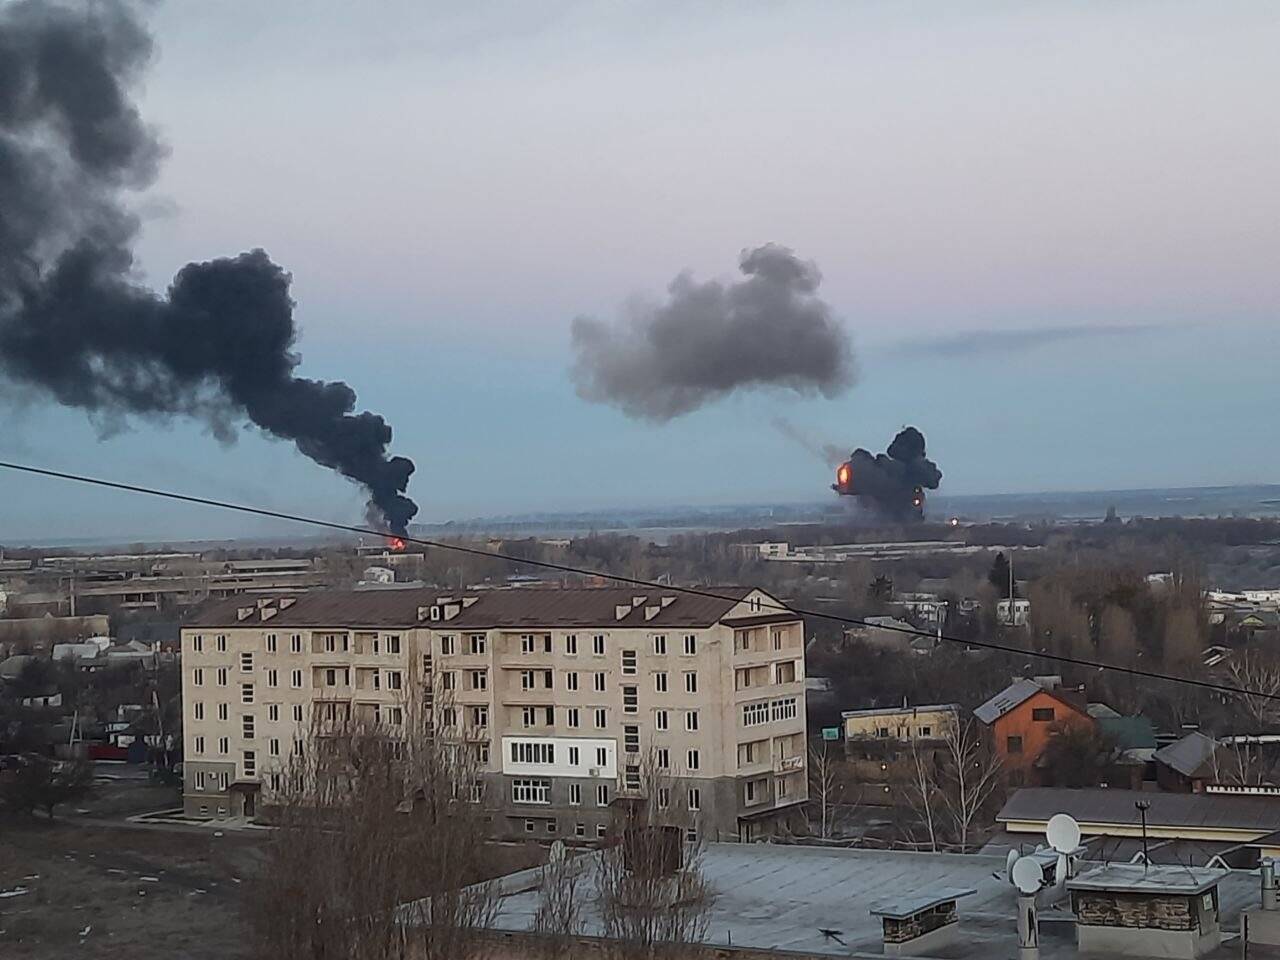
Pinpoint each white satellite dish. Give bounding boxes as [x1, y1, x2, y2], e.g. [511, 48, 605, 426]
[1011, 856, 1044, 896]
[1005, 849, 1020, 882]
[1046, 814, 1081, 853]
[548, 840, 566, 865]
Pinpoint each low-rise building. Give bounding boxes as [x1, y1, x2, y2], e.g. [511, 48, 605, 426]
[975, 679, 1093, 786]
[180, 586, 808, 841]
[996, 598, 1031, 627]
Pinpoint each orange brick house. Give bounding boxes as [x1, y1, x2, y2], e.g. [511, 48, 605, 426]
[974, 679, 1094, 786]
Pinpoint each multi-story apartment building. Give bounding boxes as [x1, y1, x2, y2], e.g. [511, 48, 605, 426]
[180, 586, 807, 841]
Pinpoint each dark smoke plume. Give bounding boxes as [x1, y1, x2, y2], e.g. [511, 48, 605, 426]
[833, 426, 942, 520]
[0, 1, 416, 533]
[770, 416, 844, 468]
[570, 244, 855, 421]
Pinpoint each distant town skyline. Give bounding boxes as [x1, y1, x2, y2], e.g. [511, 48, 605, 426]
[1, 1, 1276, 541]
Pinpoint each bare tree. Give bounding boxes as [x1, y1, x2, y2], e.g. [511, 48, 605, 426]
[247, 688, 497, 960]
[1225, 649, 1280, 732]
[807, 739, 846, 839]
[940, 719, 1004, 852]
[593, 752, 716, 958]
[904, 737, 941, 852]
[531, 846, 587, 959]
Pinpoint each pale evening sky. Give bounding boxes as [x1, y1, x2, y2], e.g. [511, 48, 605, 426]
[1, 1, 1276, 541]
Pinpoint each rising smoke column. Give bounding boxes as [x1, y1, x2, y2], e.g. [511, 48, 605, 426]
[570, 244, 855, 421]
[0, 1, 416, 533]
[833, 426, 942, 520]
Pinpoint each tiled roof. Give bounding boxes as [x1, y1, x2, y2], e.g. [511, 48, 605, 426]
[184, 586, 763, 630]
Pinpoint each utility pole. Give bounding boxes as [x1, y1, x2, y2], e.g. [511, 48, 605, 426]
[1135, 800, 1151, 872]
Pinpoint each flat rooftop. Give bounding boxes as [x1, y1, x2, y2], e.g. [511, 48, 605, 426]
[1068, 863, 1226, 896]
[471, 843, 1269, 959]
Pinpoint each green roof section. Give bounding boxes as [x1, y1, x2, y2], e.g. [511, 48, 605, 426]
[1097, 715, 1157, 751]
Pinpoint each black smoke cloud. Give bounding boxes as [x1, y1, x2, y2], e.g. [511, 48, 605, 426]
[570, 244, 855, 421]
[0, 1, 416, 533]
[835, 427, 942, 520]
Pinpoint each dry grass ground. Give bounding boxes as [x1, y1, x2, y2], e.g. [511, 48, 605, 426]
[0, 820, 262, 960]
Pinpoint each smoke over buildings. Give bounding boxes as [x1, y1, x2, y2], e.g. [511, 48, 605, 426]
[570, 244, 855, 421]
[833, 426, 942, 520]
[0, 1, 416, 533]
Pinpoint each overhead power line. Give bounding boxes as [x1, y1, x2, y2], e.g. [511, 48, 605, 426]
[0, 459, 1273, 702]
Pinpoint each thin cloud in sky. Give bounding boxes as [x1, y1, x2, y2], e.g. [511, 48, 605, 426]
[893, 323, 1163, 357]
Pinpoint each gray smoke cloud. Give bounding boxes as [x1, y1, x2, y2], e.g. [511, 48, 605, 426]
[770, 416, 844, 468]
[570, 244, 855, 421]
[0, 0, 417, 533]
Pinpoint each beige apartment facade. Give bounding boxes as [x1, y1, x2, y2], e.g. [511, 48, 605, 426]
[180, 586, 807, 841]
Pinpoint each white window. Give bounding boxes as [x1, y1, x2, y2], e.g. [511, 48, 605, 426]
[385, 635, 401, 654]
[778, 777, 790, 798]
[386, 671, 402, 690]
[594, 708, 607, 729]
[511, 741, 556, 765]
[242, 715, 255, 739]
[687, 749, 700, 771]
[654, 672, 668, 693]
[469, 705, 488, 728]
[219, 772, 230, 790]
[243, 751, 256, 778]
[512, 779, 551, 804]
[595, 746, 608, 766]
[621, 650, 637, 675]
[688, 788, 701, 811]
[270, 773, 282, 793]
[566, 671, 579, 691]
[657, 748, 671, 769]
[596, 784, 610, 807]
[267, 704, 279, 722]
[267, 669, 278, 688]
[653, 635, 667, 655]
[240, 652, 253, 672]
[469, 634, 487, 655]
[469, 669, 488, 691]
[521, 706, 536, 728]
[657, 787, 670, 809]
[593, 672, 606, 693]
[217, 703, 229, 721]
[742, 701, 769, 727]
[192, 635, 203, 653]
[195, 770, 206, 790]
[567, 708, 580, 729]
[624, 725, 640, 753]
[269, 738, 280, 757]
[290, 634, 302, 654]
[241, 683, 254, 704]
[265, 633, 277, 653]
[565, 634, 578, 655]
[685, 710, 699, 732]
[520, 634, 535, 654]
[684, 672, 698, 694]
[592, 634, 606, 656]
[193, 701, 204, 720]
[193, 667, 203, 687]
[388, 706, 404, 726]
[623, 686, 638, 714]
[683, 634, 697, 656]
[218, 736, 229, 755]
[216, 635, 227, 653]
[575, 822, 586, 837]
[292, 704, 303, 723]
[442, 670, 456, 691]
[771, 697, 798, 722]
[194, 735, 205, 754]
[475, 742, 490, 764]
[568, 746, 580, 766]
[597, 824, 608, 839]
[216, 668, 228, 687]
[521, 670, 535, 691]
[771, 628, 783, 651]
[442, 707, 457, 728]
[655, 710, 669, 731]
[440, 634, 456, 655]
[569, 783, 581, 805]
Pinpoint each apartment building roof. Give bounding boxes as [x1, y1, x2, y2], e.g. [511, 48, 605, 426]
[184, 586, 783, 631]
[998, 787, 1280, 837]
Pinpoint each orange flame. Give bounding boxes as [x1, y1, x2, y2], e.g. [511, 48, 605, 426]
[836, 463, 851, 487]
[388, 536, 406, 551]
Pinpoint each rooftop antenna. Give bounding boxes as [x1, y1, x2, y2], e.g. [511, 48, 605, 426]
[1011, 856, 1043, 960]
[1046, 813, 1082, 887]
[1135, 800, 1152, 874]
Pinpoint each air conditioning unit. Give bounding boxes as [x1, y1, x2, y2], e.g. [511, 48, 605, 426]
[588, 767, 601, 777]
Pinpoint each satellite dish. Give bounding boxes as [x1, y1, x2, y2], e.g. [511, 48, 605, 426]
[1006, 849, 1020, 882]
[1046, 814, 1081, 854]
[548, 840, 566, 865]
[1011, 856, 1044, 895]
